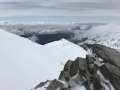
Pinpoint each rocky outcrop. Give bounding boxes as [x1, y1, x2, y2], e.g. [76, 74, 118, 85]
[34, 79, 64, 90]
[47, 79, 64, 90]
[70, 57, 87, 77]
[59, 60, 73, 81]
[92, 44, 120, 68]
[99, 63, 120, 90]
[34, 80, 51, 89]
[58, 56, 102, 90]
[60, 88, 70, 90]
[34, 44, 120, 90]
[86, 55, 95, 64]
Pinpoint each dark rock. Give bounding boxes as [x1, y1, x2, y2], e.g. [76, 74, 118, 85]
[59, 60, 73, 81]
[93, 64, 99, 74]
[91, 73, 103, 90]
[47, 79, 64, 90]
[88, 64, 94, 74]
[99, 63, 120, 90]
[70, 57, 87, 77]
[85, 63, 99, 90]
[70, 57, 92, 90]
[92, 44, 120, 68]
[84, 68, 91, 90]
[60, 87, 70, 90]
[64, 60, 73, 71]
[86, 55, 95, 64]
[34, 80, 51, 89]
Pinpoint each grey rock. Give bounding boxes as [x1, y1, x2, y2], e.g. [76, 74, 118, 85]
[88, 64, 94, 74]
[59, 60, 73, 81]
[86, 55, 95, 64]
[85, 63, 99, 90]
[47, 79, 64, 90]
[99, 63, 120, 90]
[92, 44, 120, 68]
[34, 80, 51, 89]
[60, 87, 70, 90]
[84, 68, 91, 90]
[91, 73, 103, 90]
[70, 57, 87, 77]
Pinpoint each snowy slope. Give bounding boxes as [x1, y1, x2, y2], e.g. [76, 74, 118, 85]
[45, 38, 87, 61]
[0, 29, 88, 90]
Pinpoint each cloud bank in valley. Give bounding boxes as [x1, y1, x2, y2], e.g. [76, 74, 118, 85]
[85, 23, 120, 37]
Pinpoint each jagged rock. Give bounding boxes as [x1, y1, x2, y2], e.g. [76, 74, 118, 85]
[91, 73, 103, 90]
[85, 63, 101, 90]
[84, 68, 91, 90]
[88, 64, 94, 74]
[99, 63, 120, 90]
[86, 55, 95, 64]
[69, 57, 92, 90]
[70, 57, 87, 77]
[59, 60, 73, 81]
[34, 80, 51, 89]
[92, 44, 120, 68]
[47, 79, 64, 90]
[64, 60, 73, 70]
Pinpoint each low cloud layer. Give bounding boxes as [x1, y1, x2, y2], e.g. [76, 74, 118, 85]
[85, 23, 120, 37]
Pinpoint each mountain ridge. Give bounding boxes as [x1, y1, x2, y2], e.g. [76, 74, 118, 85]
[34, 44, 120, 90]
[0, 29, 87, 90]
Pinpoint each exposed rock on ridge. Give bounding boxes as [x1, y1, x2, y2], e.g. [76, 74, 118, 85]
[34, 44, 120, 90]
[92, 44, 120, 68]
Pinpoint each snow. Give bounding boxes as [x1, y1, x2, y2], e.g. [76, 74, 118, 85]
[69, 72, 86, 90]
[45, 38, 88, 62]
[0, 29, 88, 90]
[71, 85, 86, 90]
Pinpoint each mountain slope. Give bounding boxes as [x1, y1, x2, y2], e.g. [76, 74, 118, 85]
[34, 44, 120, 90]
[0, 29, 88, 90]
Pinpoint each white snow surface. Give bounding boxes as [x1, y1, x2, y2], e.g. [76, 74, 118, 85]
[0, 29, 88, 90]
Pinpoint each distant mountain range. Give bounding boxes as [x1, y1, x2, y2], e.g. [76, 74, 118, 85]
[1, 22, 120, 52]
[0, 22, 105, 45]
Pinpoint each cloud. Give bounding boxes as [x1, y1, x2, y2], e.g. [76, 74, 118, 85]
[0, 0, 120, 17]
[85, 23, 120, 37]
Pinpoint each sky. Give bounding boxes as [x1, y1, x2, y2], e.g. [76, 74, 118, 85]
[0, 0, 120, 22]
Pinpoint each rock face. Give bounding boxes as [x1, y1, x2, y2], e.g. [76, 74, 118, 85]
[59, 55, 102, 90]
[47, 79, 64, 90]
[99, 63, 120, 90]
[93, 44, 120, 90]
[34, 44, 120, 90]
[59, 60, 73, 81]
[92, 44, 120, 68]
[70, 57, 87, 77]
[34, 80, 51, 89]
[34, 79, 64, 90]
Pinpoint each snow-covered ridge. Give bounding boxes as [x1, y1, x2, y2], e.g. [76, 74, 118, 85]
[0, 29, 88, 90]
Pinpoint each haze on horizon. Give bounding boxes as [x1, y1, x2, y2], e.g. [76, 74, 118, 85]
[0, 0, 120, 23]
